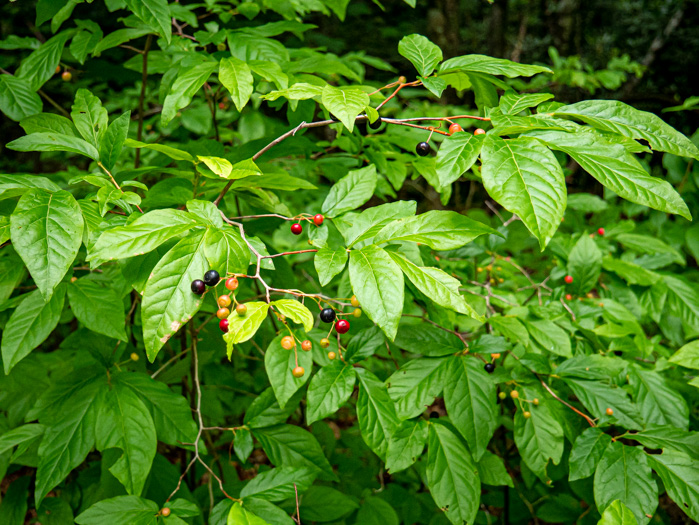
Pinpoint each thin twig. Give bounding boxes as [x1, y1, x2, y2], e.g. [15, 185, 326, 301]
[135, 34, 153, 169]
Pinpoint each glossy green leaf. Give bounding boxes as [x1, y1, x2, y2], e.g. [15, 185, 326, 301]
[499, 92, 554, 115]
[252, 424, 337, 481]
[314, 246, 348, 286]
[141, 231, 208, 361]
[615, 234, 684, 265]
[298, 486, 359, 522]
[264, 334, 313, 409]
[15, 31, 73, 90]
[602, 257, 660, 286]
[349, 245, 404, 340]
[481, 135, 566, 249]
[594, 442, 657, 525]
[321, 165, 377, 217]
[394, 321, 463, 356]
[565, 378, 644, 429]
[224, 302, 270, 353]
[344, 200, 416, 248]
[525, 319, 572, 357]
[306, 361, 356, 425]
[220, 56, 254, 111]
[1, 286, 66, 374]
[99, 111, 131, 171]
[0, 75, 42, 122]
[629, 368, 688, 430]
[477, 451, 513, 487]
[397, 34, 442, 77]
[355, 497, 399, 525]
[356, 368, 400, 460]
[7, 132, 100, 160]
[386, 357, 447, 419]
[162, 61, 218, 125]
[568, 234, 602, 294]
[124, 0, 171, 43]
[440, 54, 552, 77]
[426, 422, 481, 525]
[67, 279, 127, 341]
[271, 299, 314, 332]
[555, 100, 699, 160]
[598, 500, 639, 525]
[669, 340, 699, 369]
[386, 419, 428, 474]
[569, 427, 612, 481]
[0, 424, 45, 455]
[646, 450, 699, 522]
[321, 84, 369, 132]
[443, 355, 497, 460]
[124, 139, 196, 162]
[240, 467, 316, 502]
[71, 89, 108, 148]
[75, 495, 158, 525]
[530, 130, 690, 220]
[435, 133, 484, 187]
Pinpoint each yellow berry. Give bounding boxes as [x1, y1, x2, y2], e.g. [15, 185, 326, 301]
[217, 307, 230, 319]
[236, 303, 247, 316]
[320, 338, 330, 348]
[218, 295, 231, 308]
[510, 391, 519, 399]
[351, 295, 360, 307]
[523, 411, 531, 419]
[281, 336, 295, 350]
[328, 351, 336, 360]
[498, 392, 507, 400]
[292, 366, 305, 378]
[353, 308, 362, 318]
[130, 352, 139, 361]
[533, 398, 539, 406]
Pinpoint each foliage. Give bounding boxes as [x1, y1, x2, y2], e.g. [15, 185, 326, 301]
[1, 1, 699, 525]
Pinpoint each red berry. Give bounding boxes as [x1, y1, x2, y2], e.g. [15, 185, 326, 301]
[219, 319, 229, 333]
[313, 214, 324, 226]
[225, 277, 239, 291]
[336, 319, 350, 334]
[565, 294, 572, 301]
[291, 223, 303, 235]
[301, 340, 312, 351]
[218, 102, 226, 110]
[448, 123, 463, 134]
[564, 275, 573, 284]
[474, 128, 486, 135]
[598, 227, 605, 236]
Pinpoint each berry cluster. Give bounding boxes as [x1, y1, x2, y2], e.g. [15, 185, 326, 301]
[415, 126, 486, 157]
[290, 214, 324, 236]
[190, 271, 246, 334]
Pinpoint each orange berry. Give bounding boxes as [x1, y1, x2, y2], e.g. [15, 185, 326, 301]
[281, 336, 295, 350]
[474, 128, 486, 135]
[510, 391, 519, 399]
[448, 123, 463, 134]
[161, 508, 171, 517]
[218, 295, 231, 308]
[491, 353, 501, 359]
[565, 294, 573, 301]
[606, 407, 614, 416]
[61, 71, 72, 82]
[292, 366, 305, 378]
[225, 277, 239, 291]
[236, 303, 247, 316]
[216, 308, 230, 319]
[301, 340, 312, 351]
[55, 65, 61, 74]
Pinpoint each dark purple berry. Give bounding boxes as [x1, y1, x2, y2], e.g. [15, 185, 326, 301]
[369, 115, 382, 129]
[319, 308, 336, 323]
[484, 363, 495, 373]
[191, 280, 206, 295]
[416, 142, 431, 156]
[203, 270, 220, 286]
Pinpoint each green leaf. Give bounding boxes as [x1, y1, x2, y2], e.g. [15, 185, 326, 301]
[240, 467, 316, 502]
[220, 56, 254, 112]
[35, 376, 104, 507]
[71, 89, 108, 148]
[321, 85, 369, 132]
[386, 357, 448, 419]
[602, 257, 660, 286]
[481, 135, 566, 249]
[264, 334, 313, 409]
[0, 476, 29, 525]
[321, 165, 377, 217]
[555, 100, 699, 160]
[201, 227, 250, 276]
[420, 75, 446, 97]
[1, 286, 65, 374]
[271, 299, 314, 332]
[197, 155, 236, 179]
[141, 232, 208, 361]
[564, 378, 644, 429]
[314, 246, 348, 286]
[663, 274, 699, 329]
[15, 31, 73, 91]
[530, 131, 691, 220]
[598, 500, 639, 525]
[443, 355, 497, 461]
[426, 422, 481, 525]
[355, 497, 399, 525]
[116, 372, 197, 446]
[439, 54, 552, 77]
[630, 426, 699, 459]
[227, 501, 267, 525]
[7, 132, 100, 160]
[629, 368, 688, 430]
[615, 234, 684, 266]
[525, 319, 572, 357]
[388, 252, 482, 321]
[306, 361, 356, 425]
[394, 321, 463, 356]
[513, 386, 564, 482]
[124, 139, 196, 162]
[95, 383, 156, 495]
[67, 279, 127, 341]
[10, 189, 83, 300]
[344, 200, 416, 248]
[0, 75, 42, 122]
[298, 486, 359, 522]
[669, 340, 699, 369]
[89, 209, 198, 267]
[477, 451, 513, 487]
[234, 427, 254, 463]
[262, 83, 324, 102]
[594, 442, 657, 525]
[646, 450, 699, 522]
[499, 92, 554, 115]
[569, 427, 612, 481]
[224, 302, 270, 353]
[355, 368, 400, 460]
[375, 210, 496, 250]
[245, 387, 303, 429]
[75, 496, 158, 525]
[386, 418, 428, 474]
[435, 133, 484, 187]
[397, 34, 442, 77]
[99, 111, 131, 171]
[162, 61, 218, 125]
[124, 0, 171, 43]
[344, 326, 385, 364]
[20, 113, 76, 136]
[0, 424, 44, 455]
[349, 245, 404, 340]
[489, 315, 530, 346]
[568, 234, 602, 294]
[252, 424, 337, 481]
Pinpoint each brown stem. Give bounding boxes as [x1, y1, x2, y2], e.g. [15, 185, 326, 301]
[135, 34, 153, 169]
[38, 90, 70, 118]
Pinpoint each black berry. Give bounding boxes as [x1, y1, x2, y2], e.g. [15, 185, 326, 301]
[484, 363, 495, 373]
[330, 114, 340, 122]
[369, 115, 382, 129]
[416, 142, 431, 156]
[191, 280, 206, 295]
[319, 308, 336, 323]
[203, 270, 220, 286]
